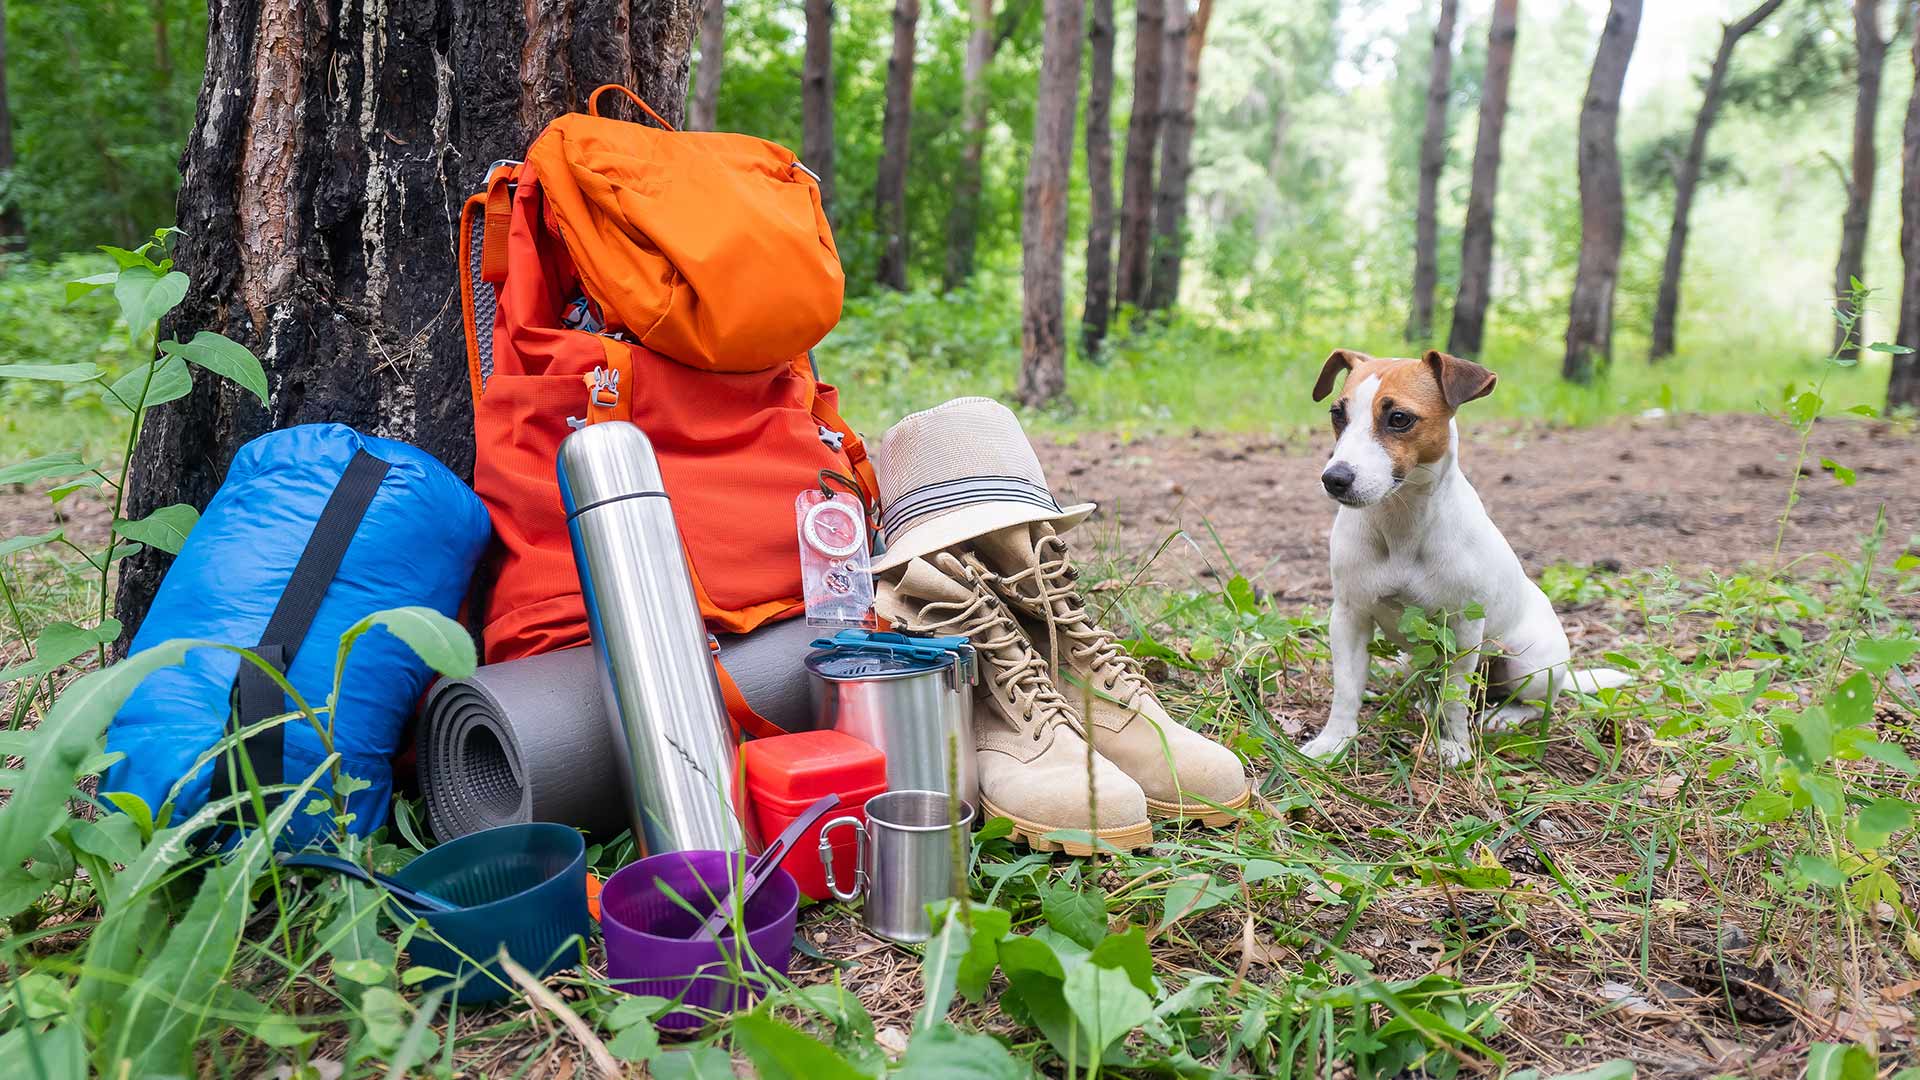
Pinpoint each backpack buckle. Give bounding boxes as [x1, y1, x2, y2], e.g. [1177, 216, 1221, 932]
[584, 366, 620, 408]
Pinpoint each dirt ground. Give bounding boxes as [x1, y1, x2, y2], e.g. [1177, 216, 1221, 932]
[1041, 413, 1920, 602]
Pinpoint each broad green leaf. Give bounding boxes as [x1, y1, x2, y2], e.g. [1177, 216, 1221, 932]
[1159, 873, 1233, 930]
[349, 607, 478, 679]
[114, 504, 199, 555]
[1852, 637, 1919, 676]
[997, 936, 1086, 1064]
[0, 640, 206, 875]
[1041, 881, 1107, 950]
[0, 619, 120, 682]
[1806, 1043, 1877, 1080]
[65, 812, 144, 867]
[1088, 926, 1156, 996]
[1781, 708, 1833, 771]
[730, 1013, 866, 1080]
[919, 908, 972, 1030]
[1738, 792, 1792, 823]
[1858, 738, 1919, 775]
[66, 270, 119, 302]
[1225, 574, 1259, 615]
[113, 267, 189, 340]
[356, 986, 411, 1056]
[0, 452, 92, 487]
[107, 354, 192, 412]
[608, 1018, 660, 1062]
[1795, 854, 1845, 888]
[0, 362, 104, 382]
[651, 1047, 736, 1080]
[333, 958, 390, 985]
[897, 1025, 1027, 1079]
[0, 528, 62, 559]
[161, 331, 268, 405]
[1849, 799, 1914, 850]
[1548, 1061, 1634, 1080]
[0, 1019, 86, 1079]
[1062, 961, 1154, 1060]
[1821, 458, 1856, 486]
[1828, 673, 1875, 729]
[950, 904, 1014, 1002]
[50, 475, 107, 502]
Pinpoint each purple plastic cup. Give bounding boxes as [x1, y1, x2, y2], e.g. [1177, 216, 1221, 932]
[599, 850, 799, 1031]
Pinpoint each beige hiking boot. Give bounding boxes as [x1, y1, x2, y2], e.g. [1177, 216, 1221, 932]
[966, 523, 1252, 825]
[875, 554, 1153, 855]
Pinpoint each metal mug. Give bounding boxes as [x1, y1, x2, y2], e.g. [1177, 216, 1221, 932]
[817, 790, 975, 943]
[806, 632, 979, 804]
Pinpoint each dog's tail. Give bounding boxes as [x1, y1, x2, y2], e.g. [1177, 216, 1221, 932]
[1565, 667, 1633, 694]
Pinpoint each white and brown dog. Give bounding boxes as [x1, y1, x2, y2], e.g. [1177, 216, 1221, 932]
[1299, 348, 1628, 765]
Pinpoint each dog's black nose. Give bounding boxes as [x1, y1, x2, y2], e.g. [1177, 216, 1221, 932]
[1322, 463, 1355, 497]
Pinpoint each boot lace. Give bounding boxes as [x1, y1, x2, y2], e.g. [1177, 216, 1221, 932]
[983, 536, 1151, 700]
[898, 583, 1076, 741]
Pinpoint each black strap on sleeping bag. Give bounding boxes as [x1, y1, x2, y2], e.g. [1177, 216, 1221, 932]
[209, 449, 390, 828]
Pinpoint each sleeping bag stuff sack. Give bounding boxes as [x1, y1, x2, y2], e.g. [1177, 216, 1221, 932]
[102, 424, 491, 847]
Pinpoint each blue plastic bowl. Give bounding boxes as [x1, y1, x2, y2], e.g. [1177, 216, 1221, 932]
[390, 822, 590, 1004]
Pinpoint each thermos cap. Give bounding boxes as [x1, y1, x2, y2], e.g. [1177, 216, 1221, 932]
[805, 647, 949, 682]
[557, 421, 668, 519]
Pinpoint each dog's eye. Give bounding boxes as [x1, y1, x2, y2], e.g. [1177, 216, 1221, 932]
[1330, 404, 1347, 430]
[1385, 409, 1416, 432]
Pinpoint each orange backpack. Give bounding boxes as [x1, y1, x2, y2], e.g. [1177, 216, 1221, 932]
[458, 86, 877, 730]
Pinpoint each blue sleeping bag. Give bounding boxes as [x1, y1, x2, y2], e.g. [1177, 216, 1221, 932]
[103, 424, 491, 846]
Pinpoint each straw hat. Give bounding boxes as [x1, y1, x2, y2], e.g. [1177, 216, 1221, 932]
[870, 397, 1095, 573]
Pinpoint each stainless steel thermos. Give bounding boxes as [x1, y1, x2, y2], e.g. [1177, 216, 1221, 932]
[805, 632, 978, 803]
[557, 421, 757, 856]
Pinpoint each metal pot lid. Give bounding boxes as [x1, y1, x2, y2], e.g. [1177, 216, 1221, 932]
[805, 647, 949, 682]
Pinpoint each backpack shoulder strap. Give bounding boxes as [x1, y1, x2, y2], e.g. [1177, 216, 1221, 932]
[458, 162, 522, 406]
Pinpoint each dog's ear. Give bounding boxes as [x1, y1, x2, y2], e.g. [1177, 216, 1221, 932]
[1313, 349, 1369, 402]
[1424, 350, 1497, 408]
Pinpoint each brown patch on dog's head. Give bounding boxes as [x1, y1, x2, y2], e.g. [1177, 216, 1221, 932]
[1317, 348, 1500, 495]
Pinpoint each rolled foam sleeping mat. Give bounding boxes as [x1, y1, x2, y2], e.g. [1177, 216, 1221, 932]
[419, 616, 823, 840]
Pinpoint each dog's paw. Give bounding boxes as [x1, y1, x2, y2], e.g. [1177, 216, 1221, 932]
[1434, 739, 1474, 767]
[1297, 731, 1355, 761]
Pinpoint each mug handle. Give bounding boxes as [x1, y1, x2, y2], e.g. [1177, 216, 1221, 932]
[817, 816, 867, 902]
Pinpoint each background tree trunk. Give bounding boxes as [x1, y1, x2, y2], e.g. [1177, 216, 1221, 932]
[1017, 0, 1083, 407]
[943, 0, 995, 290]
[1447, 0, 1517, 359]
[0, 0, 20, 249]
[1115, 0, 1164, 309]
[1080, 0, 1116, 354]
[115, 0, 698, 633]
[1834, 0, 1888, 359]
[689, 0, 725, 131]
[874, 0, 920, 290]
[1407, 0, 1458, 344]
[1562, 0, 1642, 384]
[1650, 0, 1783, 361]
[804, 0, 837, 224]
[1893, 0, 1920, 410]
[1143, 0, 1210, 314]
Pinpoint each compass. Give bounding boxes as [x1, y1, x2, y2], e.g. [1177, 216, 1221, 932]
[801, 499, 865, 559]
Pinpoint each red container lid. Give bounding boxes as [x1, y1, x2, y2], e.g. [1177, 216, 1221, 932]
[742, 729, 888, 804]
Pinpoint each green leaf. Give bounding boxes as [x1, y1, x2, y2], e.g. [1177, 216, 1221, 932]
[1224, 575, 1259, 615]
[1738, 792, 1792, 823]
[65, 811, 144, 867]
[160, 331, 268, 406]
[106, 355, 192, 412]
[333, 958, 390, 985]
[66, 270, 119, 302]
[730, 1013, 866, 1080]
[1187, 635, 1218, 663]
[1821, 458, 1856, 486]
[1062, 961, 1154, 1061]
[1548, 1062, 1635, 1080]
[1852, 637, 1920, 676]
[0, 452, 92, 487]
[0, 640, 206, 875]
[1040, 881, 1107, 950]
[348, 607, 477, 680]
[1806, 1043, 1877, 1080]
[919, 908, 972, 1030]
[1796, 854, 1846, 888]
[0, 528, 63, 559]
[0, 1020, 85, 1080]
[114, 504, 199, 555]
[651, 1047, 736, 1080]
[897, 1025, 1026, 1079]
[950, 905, 1014, 1002]
[1159, 873, 1233, 930]
[0, 362, 104, 382]
[1849, 799, 1914, 850]
[1088, 926, 1156, 996]
[1868, 341, 1916, 354]
[1781, 708, 1833, 771]
[1857, 738, 1920, 775]
[607, 1019, 660, 1063]
[0, 619, 120, 682]
[113, 267, 189, 340]
[1828, 673, 1875, 729]
[356, 986, 411, 1057]
[50, 475, 107, 503]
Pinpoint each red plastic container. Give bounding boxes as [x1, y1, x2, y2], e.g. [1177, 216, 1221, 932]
[742, 730, 888, 901]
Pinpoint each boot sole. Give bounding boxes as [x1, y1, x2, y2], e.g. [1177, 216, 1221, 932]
[1145, 787, 1252, 827]
[981, 798, 1155, 856]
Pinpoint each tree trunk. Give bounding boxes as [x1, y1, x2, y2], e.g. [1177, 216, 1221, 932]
[1408, 0, 1459, 344]
[1650, 0, 1783, 361]
[152, 0, 173, 77]
[1893, 0, 1920, 410]
[1115, 0, 1165, 309]
[115, 0, 698, 633]
[1017, 0, 1084, 407]
[1080, 0, 1116, 354]
[689, 0, 725, 131]
[942, 0, 995, 290]
[1834, 0, 1888, 359]
[0, 0, 20, 249]
[1143, 0, 1211, 314]
[1562, 0, 1641, 384]
[803, 0, 837, 224]
[1447, 0, 1517, 358]
[874, 0, 920, 291]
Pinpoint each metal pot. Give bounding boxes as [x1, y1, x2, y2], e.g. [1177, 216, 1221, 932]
[805, 632, 978, 804]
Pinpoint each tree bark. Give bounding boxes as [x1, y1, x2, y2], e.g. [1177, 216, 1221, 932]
[803, 0, 837, 224]
[1017, 0, 1083, 407]
[1893, 0, 1920, 409]
[1447, 0, 1517, 359]
[1407, 0, 1459, 344]
[874, 0, 920, 290]
[0, 0, 20, 249]
[1562, 0, 1641, 384]
[689, 0, 725, 131]
[942, 0, 995, 290]
[1080, 0, 1117, 353]
[1650, 0, 1783, 361]
[1834, 0, 1888, 359]
[1143, 0, 1211, 314]
[1115, 0, 1165, 309]
[115, 0, 698, 633]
